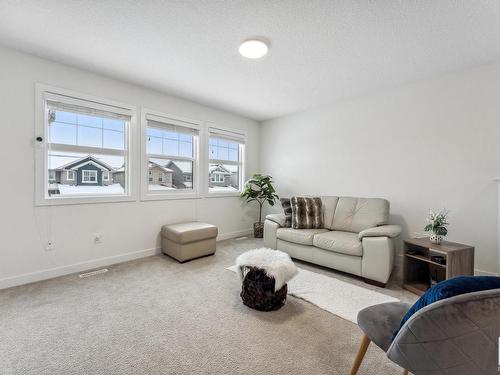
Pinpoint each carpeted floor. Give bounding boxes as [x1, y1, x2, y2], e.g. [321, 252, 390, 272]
[0, 237, 414, 375]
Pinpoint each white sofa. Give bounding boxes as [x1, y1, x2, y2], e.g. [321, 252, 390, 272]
[263, 196, 401, 287]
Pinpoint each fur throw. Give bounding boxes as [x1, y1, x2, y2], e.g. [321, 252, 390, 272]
[291, 196, 323, 229]
[236, 248, 298, 291]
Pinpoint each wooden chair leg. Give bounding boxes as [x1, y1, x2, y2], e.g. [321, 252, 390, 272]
[350, 334, 371, 375]
[403, 369, 408, 375]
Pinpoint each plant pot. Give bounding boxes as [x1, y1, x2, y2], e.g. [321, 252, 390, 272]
[430, 233, 443, 244]
[253, 222, 264, 238]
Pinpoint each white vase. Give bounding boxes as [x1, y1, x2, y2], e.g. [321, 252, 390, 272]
[430, 233, 443, 244]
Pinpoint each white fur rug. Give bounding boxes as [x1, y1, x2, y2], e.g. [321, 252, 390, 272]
[227, 265, 399, 323]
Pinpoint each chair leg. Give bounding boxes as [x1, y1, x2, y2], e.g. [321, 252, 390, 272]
[350, 334, 371, 375]
[403, 369, 408, 375]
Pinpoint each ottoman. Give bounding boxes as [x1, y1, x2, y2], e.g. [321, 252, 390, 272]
[161, 222, 218, 262]
[236, 248, 298, 311]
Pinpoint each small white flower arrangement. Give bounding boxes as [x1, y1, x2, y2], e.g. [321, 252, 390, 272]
[424, 209, 449, 244]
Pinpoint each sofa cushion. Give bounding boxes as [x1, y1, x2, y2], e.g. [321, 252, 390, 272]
[331, 197, 389, 233]
[313, 231, 363, 256]
[320, 196, 339, 230]
[277, 228, 329, 246]
[291, 196, 323, 229]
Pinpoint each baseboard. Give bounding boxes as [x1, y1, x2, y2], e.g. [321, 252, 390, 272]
[0, 228, 254, 290]
[217, 229, 253, 241]
[0, 247, 161, 290]
[474, 268, 498, 276]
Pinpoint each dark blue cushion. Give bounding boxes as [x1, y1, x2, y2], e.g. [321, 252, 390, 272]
[394, 276, 500, 339]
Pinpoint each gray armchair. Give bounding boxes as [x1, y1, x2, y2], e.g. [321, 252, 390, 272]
[350, 289, 500, 375]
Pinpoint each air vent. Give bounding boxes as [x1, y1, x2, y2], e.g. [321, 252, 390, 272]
[79, 268, 109, 278]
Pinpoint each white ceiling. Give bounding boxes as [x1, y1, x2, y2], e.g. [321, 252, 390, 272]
[1, 1, 500, 121]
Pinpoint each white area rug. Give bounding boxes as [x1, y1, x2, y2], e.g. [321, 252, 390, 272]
[227, 265, 398, 323]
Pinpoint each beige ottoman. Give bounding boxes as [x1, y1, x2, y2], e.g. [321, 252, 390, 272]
[161, 222, 218, 262]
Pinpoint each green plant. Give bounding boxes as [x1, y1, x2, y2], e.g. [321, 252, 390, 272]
[424, 209, 449, 236]
[240, 174, 279, 225]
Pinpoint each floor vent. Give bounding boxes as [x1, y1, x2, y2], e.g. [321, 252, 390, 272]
[79, 268, 109, 278]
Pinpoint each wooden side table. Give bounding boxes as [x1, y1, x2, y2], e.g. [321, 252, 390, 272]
[403, 238, 474, 296]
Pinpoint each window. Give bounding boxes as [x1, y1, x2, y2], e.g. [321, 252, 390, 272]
[82, 170, 98, 183]
[208, 127, 245, 193]
[210, 174, 225, 183]
[35, 85, 135, 205]
[142, 111, 200, 198]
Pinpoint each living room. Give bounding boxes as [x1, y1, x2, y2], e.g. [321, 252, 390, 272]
[0, 2, 499, 375]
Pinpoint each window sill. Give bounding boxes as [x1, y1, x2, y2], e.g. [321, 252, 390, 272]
[141, 192, 201, 201]
[35, 195, 136, 206]
[205, 191, 241, 198]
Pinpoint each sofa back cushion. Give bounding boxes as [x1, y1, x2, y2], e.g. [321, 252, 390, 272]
[320, 196, 339, 230]
[331, 197, 389, 233]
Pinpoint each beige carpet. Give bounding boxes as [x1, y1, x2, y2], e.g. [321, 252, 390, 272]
[0, 238, 408, 375]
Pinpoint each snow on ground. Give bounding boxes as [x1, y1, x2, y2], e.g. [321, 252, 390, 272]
[58, 183, 124, 195]
[148, 184, 176, 191]
[209, 186, 239, 192]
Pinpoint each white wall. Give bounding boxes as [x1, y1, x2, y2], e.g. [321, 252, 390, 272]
[0, 47, 260, 289]
[261, 63, 500, 275]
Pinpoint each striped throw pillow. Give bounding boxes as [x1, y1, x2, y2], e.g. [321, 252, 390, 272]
[280, 198, 292, 228]
[290, 197, 323, 229]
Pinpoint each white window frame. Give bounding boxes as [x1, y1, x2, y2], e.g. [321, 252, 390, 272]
[102, 171, 109, 182]
[82, 170, 98, 183]
[49, 170, 56, 181]
[35, 84, 137, 206]
[140, 108, 201, 201]
[207, 125, 246, 197]
[66, 170, 75, 181]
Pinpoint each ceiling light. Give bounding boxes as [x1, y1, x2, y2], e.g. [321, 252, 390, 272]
[239, 39, 269, 59]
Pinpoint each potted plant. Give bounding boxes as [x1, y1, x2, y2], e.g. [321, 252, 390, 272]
[240, 174, 279, 238]
[424, 209, 449, 244]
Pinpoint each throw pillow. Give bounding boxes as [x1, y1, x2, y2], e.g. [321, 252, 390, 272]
[393, 275, 500, 339]
[290, 196, 323, 229]
[280, 198, 292, 228]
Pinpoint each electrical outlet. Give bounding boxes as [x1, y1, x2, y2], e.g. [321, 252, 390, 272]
[93, 233, 102, 244]
[46, 241, 55, 251]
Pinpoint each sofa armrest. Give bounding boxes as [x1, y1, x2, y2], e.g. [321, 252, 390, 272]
[265, 213, 286, 228]
[358, 225, 401, 240]
[264, 220, 280, 249]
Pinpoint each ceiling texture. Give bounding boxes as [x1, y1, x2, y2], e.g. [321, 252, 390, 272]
[1, 1, 500, 121]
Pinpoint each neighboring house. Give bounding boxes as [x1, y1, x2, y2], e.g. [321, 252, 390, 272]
[48, 155, 116, 195]
[165, 161, 192, 189]
[209, 164, 237, 188]
[113, 166, 126, 189]
[148, 161, 173, 187]
[112, 160, 188, 190]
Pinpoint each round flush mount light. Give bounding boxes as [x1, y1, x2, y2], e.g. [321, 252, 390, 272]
[239, 39, 269, 59]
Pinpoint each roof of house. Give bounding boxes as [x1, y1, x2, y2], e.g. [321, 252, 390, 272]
[149, 161, 174, 173]
[55, 155, 114, 171]
[209, 164, 235, 174]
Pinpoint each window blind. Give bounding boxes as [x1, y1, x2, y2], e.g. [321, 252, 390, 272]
[208, 127, 245, 144]
[146, 114, 200, 135]
[46, 95, 132, 121]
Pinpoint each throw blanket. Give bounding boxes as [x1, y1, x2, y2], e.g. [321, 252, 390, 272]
[235, 248, 298, 291]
